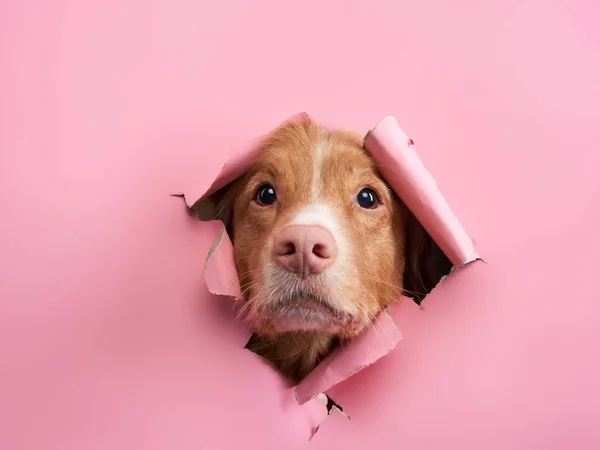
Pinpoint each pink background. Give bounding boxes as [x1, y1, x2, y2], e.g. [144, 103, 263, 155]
[2, 0, 600, 449]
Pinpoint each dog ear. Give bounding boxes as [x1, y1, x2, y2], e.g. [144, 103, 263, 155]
[402, 211, 453, 304]
[191, 183, 236, 237]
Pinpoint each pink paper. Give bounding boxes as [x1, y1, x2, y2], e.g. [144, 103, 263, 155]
[295, 304, 404, 405]
[2, 1, 600, 449]
[192, 112, 477, 404]
[365, 117, 479, 267]
[204, 222, 242, 299]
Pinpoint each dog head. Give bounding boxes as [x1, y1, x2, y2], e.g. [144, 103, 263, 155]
[198, 117, 450, 340]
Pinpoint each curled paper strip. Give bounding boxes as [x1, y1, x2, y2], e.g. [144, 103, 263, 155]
[180, 112, 479, 405]
[364, 116, 478, 267]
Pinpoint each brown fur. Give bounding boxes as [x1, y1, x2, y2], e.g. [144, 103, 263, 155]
[196, 117, 450, 384]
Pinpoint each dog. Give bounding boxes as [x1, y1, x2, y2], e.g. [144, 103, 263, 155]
[196, 117, 451, 383]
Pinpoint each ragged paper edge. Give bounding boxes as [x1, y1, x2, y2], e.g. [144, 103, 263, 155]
[421, 258, 484, 310]
[173, 112, 483, 416]
[294, 305, 404, 405]
[192, 112, 311, 206]
[308, 394, 350, 441]
[172, 189, 405, 407]
[206, 226, 225, 269]
[364, 116, 481, 267]
[171, 193, 244, 299]
[170, 192, 194, 208]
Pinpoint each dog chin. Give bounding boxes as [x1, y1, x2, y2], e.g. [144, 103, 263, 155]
[264, 297, 343, 334]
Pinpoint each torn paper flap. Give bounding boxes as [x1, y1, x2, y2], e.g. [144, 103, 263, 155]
[182, 112, 478, 409]
[203, 217, 407, 404]
[204, 221, 242, 299]
[301, 393, 331, 440]
[295, 302, 404, 405]
[191, 112, 311, 209]
[364, 116, 478, 267]
[200, 201, 407, 406]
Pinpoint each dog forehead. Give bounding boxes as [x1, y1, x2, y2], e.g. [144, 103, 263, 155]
[320, 144, 377, 178]
[258, 135, 368, 175]
[245, 125, 380, 210]
[253, 142, 316, 175]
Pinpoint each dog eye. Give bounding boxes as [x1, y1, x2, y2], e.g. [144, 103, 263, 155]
[255, 184, 277, 206]
[356, 188, 379, 209]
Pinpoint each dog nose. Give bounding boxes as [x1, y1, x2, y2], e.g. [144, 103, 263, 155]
[273, 225, 337, 276]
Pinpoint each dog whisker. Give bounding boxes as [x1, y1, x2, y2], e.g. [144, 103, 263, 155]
[207, 117, 447, 383]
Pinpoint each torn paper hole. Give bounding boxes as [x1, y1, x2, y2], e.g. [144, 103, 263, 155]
[176, 112, 481, 414]
[308, 394, 350, 441]
[364, 116, 480, 268]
